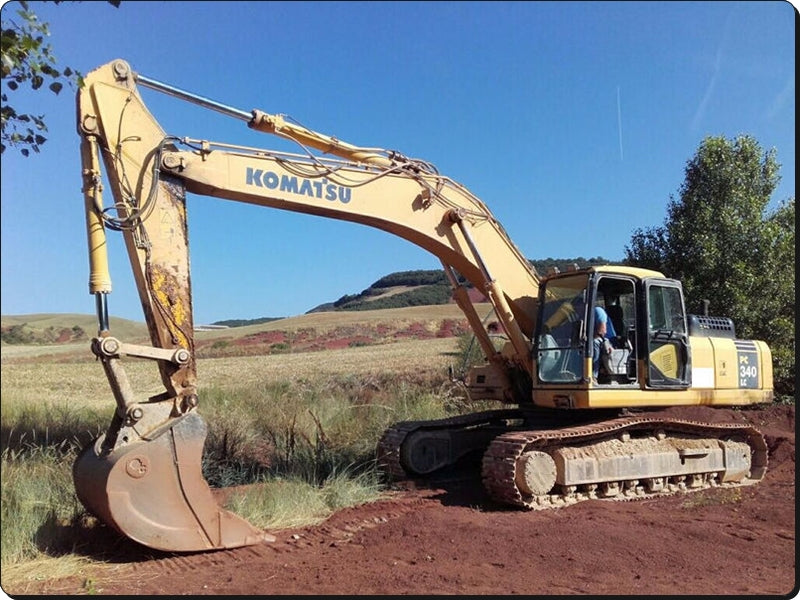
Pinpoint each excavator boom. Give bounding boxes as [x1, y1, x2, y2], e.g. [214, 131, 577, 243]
[75, 59, 541, 552]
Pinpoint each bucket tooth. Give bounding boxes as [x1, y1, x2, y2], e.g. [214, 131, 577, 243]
[73, 411, 274, 552]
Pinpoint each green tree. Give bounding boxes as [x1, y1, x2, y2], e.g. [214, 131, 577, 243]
[625, 135, 794, 400]
[754, 197, 795, 401]
[1, 0, 119, 155]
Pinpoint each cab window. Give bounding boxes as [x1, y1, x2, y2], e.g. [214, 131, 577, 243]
[648, 286, 686, 333]
[537, 274, 588, 383]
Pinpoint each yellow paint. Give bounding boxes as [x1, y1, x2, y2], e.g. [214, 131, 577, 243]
[535, 386, 773, 409]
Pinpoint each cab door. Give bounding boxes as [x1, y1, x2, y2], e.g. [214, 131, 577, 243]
[644, 279, 691, 388]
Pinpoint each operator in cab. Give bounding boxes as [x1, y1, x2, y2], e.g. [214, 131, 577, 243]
[592, 306, 613, 383]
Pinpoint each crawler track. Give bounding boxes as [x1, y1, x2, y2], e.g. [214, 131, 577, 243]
[483, 416, 767, 508]
[378, 411, 768, 510]
[376, 408, 524, 480]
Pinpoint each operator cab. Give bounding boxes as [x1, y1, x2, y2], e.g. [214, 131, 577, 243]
[534, 266, 692, 390]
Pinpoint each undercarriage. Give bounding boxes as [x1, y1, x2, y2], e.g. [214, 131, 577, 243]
[376, 409, 768, 509]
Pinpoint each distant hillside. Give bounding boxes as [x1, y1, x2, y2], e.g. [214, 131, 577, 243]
[0, 314, 148, 345]
[308, 270, 455, 313]
[1, 258, 621, 338]
[306, 257, 619, 314]
[211, 317, 283, 328]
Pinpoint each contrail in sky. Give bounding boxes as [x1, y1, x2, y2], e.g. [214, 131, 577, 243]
[692, 9, 732, 131]
[617, 86, 624, 161]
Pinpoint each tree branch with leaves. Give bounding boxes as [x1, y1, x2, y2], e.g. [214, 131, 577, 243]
[1, 0, 119, 156]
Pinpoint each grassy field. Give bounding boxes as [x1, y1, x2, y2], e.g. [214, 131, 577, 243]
[1, 307, 489, 593]
[1, 337, 464, 409]
[1, 313, 150, 346]
[196, 302, 490, 337]
[1, 303, 491, 344]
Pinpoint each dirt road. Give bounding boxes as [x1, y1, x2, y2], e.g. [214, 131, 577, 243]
[24, 404, 796, 596]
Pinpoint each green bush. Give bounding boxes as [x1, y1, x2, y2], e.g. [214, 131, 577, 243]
[1, 324, 35, 345]
[1, 444, 87, 564]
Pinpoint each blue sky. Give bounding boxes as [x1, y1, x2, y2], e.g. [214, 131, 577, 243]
[1, 1, 795, 324]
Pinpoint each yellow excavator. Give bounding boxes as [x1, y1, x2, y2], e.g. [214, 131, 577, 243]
[75, 59, 773, 553]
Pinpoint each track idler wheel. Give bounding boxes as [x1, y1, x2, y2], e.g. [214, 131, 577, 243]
[515, 451, 557, 496]
[73, 411, 274, 552]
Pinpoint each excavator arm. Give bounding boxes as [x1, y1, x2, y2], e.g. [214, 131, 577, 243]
[162, 140, 539, 350]
[75, 59, 541, 552]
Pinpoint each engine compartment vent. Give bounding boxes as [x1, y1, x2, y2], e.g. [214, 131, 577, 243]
[687, 315, 736, 339]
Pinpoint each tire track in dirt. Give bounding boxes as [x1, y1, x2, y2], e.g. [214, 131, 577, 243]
[128, 491, 433, 576]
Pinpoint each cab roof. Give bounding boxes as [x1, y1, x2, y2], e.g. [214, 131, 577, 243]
[541, 264, 665, 281]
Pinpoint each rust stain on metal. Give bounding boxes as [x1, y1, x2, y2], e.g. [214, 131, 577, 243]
[150, 264, 191, 349]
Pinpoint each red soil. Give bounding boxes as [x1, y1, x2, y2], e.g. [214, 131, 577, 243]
[22, 403, 796, 597]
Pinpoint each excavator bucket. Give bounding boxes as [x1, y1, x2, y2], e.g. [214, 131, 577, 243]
[73, 411, 274, 552]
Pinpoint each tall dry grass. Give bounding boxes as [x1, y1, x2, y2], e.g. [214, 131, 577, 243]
[0, 330, 481, 592]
